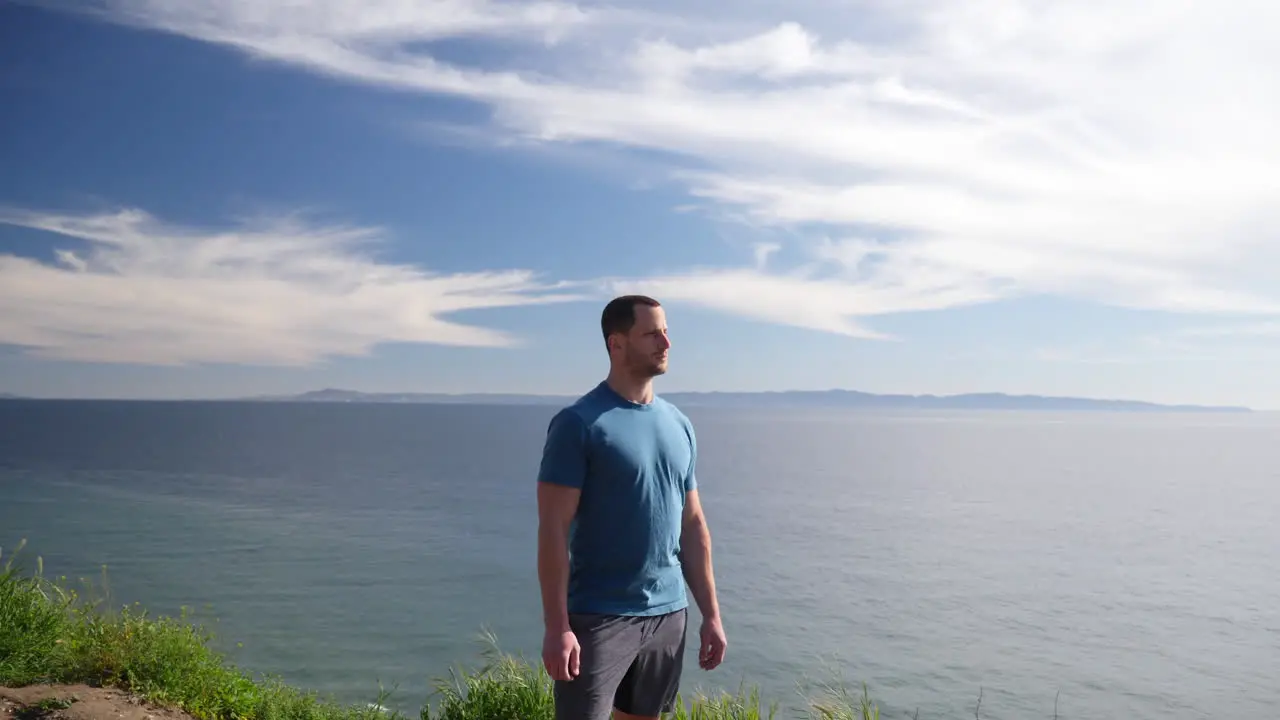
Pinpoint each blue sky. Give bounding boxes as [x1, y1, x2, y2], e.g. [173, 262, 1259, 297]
[3, 1, 1280, 407]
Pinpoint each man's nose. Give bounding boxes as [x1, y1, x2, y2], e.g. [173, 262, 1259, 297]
[658, 332, 671, 349]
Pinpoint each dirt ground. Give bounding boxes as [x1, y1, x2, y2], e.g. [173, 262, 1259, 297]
[0, 685, 197, 720]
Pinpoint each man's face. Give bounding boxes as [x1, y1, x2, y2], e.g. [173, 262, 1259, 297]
[617, 304, 671, 377]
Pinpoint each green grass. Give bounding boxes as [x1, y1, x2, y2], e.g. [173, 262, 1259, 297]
[1, 540, 891, 720]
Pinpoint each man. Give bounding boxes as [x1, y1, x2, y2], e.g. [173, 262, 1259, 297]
[536, 295, 726, 720]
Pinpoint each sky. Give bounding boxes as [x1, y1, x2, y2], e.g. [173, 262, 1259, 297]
[2, 1, 1280, 407]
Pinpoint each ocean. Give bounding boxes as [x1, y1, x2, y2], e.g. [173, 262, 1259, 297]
[0, 400, 1275, 719]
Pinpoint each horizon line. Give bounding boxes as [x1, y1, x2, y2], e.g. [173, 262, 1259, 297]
[0, 387, 1257, 412]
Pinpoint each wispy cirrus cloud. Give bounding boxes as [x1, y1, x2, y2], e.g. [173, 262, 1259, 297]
[86, 0, 597, 45]
[0, 207, 578, 365]
[58, 0, 1280, 339]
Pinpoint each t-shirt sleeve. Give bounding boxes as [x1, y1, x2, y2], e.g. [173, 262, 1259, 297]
[684, 419, 698, 493]
[537, 408, 588, 489]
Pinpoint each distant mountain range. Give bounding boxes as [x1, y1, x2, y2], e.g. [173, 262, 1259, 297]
[249, 389, 566, 405]
[0, 387, 1252, 412]
[246, 387, 1252, 413]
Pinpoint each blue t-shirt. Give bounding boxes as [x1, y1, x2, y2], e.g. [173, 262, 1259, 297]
[537, 381, 697, 617]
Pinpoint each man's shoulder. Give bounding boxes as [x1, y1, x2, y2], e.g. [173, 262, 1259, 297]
[550, 384, 612, 429]
[653, 395, 694, 429]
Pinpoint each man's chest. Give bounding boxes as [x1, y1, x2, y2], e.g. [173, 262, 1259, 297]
[589, 415, 692, 486]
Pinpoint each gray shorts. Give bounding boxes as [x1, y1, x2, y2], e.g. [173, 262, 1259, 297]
[554, 608, 687, 720]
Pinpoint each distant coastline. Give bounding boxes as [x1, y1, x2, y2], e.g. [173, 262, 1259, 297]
[247, 388, 1251, 413]
[0, 387, 1253, 412]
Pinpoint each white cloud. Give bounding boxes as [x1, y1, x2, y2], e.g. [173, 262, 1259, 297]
[608, 269, 895, 339]
[0, 207, 579, 365]
[92, 0, 595, 45]
[1176, 322, 1280, 339]
[1035, 325, 1280, 368]
[58, 0, 1280, 339]
[752, 242, 780, 270]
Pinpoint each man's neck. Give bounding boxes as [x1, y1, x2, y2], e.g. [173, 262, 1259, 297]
[605, 370, 654, 405]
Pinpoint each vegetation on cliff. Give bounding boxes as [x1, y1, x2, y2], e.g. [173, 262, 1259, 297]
[2, 541, 885, 720]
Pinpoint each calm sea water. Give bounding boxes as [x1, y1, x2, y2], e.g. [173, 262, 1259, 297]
[0, 400, 1276, 719]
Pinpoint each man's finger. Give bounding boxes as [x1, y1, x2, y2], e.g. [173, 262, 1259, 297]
[569, 644, 581, 678]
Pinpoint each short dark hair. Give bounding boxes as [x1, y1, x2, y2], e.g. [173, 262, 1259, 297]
[601, 294, 661, 343]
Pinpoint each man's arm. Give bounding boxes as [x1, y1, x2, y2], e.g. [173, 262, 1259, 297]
[535, 409, 588, 682]
[537, 481, 580, 634]
[680, 488, 720, 622]
[682, 488, 727, 670]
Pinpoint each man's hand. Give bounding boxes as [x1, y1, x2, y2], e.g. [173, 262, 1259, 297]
[698, 616, 727, 670]
[542, 628, 581, 681]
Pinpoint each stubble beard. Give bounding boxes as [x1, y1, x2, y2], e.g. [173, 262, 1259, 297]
[630, 352, 668, 379]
